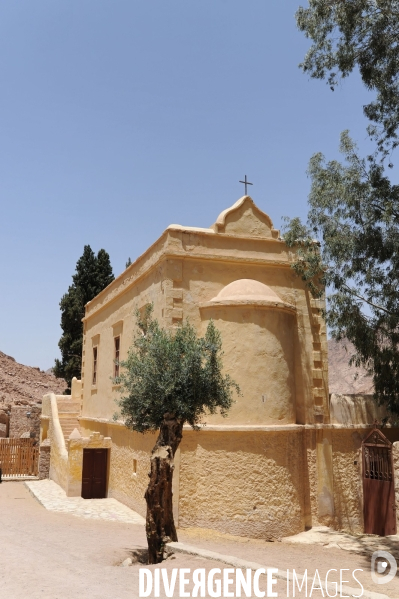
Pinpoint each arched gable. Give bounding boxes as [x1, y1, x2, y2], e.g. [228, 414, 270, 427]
[212, 196, 279, 239]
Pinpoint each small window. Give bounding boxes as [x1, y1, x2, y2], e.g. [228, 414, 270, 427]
[92, 347, 98, 385]
[114, 336, 120, 378]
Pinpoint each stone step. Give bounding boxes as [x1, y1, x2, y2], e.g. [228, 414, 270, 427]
[60, 417, 80, 441]
[57, 400, 81, 413]
[61, 421, 79, 431]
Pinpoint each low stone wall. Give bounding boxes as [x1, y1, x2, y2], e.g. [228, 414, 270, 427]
[38, 440, 51, 479]
[0, 410, 9, 438]
[9, 405, 41, 443]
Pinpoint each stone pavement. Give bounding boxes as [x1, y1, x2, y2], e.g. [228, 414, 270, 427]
[283, 525, 399, 561]
[25, 479, 145, 525]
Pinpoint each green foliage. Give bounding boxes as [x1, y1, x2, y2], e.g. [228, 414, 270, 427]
[115, 305, 240, 433]
[293, 1, 399, 417]
[125, 257, 132, 268]
[296, 0, 399, 156]
[282, 216, 325, 298]
[283, 132, 399, 415]
[54, 245, 114, 391]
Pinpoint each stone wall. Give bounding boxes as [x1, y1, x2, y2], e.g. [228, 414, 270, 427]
[9, 405, 41, 443]
[80, 419, 155, 516]
[0, 410, 9, 438]
[179, 429, 306, 540]
[38, 440, 51, 479]
[330, 394, 387, 426]
[331, 428, 364, 533]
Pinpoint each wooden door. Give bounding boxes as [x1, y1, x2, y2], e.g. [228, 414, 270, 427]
[81, 449, 108, 499]
[362, 427, 397, 536]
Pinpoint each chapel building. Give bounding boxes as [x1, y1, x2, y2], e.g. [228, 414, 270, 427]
[41, 196, 399, 539]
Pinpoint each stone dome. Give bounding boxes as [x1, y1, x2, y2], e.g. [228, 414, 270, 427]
[213, 279, 281, 302]
[201, 279, 295, 312]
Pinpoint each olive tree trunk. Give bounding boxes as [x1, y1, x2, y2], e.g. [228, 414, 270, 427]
[145, 413, 183, 564]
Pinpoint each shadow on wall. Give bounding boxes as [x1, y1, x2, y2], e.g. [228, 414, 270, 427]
[330, 394, 387, 426]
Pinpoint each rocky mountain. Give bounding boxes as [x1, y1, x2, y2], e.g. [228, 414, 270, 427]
[0, 350, 67, 412]
[327, 338, 374, 395]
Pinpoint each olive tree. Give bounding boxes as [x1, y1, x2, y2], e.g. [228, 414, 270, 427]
[115, 306, 239, 564]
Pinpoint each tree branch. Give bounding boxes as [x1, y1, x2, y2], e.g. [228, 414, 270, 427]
[341, 282, 396, 315]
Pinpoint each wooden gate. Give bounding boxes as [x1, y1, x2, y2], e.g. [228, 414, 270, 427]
[81, 448, 108, 499]
[362, 426, 397, 536]
[0, 438, 39, 477]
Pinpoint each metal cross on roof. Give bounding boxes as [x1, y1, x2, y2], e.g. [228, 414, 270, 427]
[239, 175, 253, 195]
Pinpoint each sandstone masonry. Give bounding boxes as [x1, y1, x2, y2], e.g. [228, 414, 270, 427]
[9, 405, 41, 443]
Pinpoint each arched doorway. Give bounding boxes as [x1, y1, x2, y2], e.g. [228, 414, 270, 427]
[362, 426, 397, 536]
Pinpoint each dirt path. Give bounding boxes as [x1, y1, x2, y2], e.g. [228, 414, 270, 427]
[0, 482, 397, 598]
[178, 527, 399, 597]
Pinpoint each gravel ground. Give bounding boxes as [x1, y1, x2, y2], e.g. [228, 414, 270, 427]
[1, 481, 397, 598]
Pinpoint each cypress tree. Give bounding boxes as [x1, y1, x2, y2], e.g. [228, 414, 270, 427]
[96, 249, 115, 292]
[54, 245, 114, 391]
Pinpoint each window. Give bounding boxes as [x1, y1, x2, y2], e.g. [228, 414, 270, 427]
[92, 347, 98, 385]
[114, 336, 120, 378]
[112, 322, 123, 381]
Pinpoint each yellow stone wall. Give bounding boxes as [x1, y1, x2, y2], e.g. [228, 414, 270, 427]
[330, 428, 364, 533]
[72, 197, 332, 538]
[200, 305, 297, 424]
[80, 419, 308, 538]
[80, 197, 330, 427]
[330, 427, 399, 533]
[66, 431, 112, 497]
[178, 429, 306, 539]
[303, 430, 318, 529]
[52, 197, 395, 539]
[43, 393, 69, 491]
[80, 420, 157, 517]
[44, 197, 399, 539]
[75, 415, 399, 537]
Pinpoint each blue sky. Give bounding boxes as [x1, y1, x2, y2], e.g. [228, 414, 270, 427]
[0, 1, 380, 369]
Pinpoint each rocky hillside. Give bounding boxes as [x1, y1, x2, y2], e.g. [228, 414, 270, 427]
[328, 338, 374, 395]
[0, 350, 67, 411]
